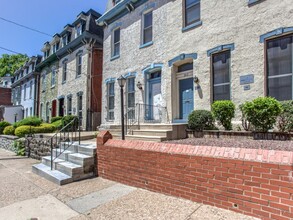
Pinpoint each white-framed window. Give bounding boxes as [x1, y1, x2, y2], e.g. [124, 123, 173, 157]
[184, 0, 201, 27]
[62, 62, 67, 83]
[77, 94, 83, 125]
[26, 108, 28, 117]
[75, 24, 83, 38]
[40, 103, 43, 118]
[23, 84, 27, 100]
[112, 28, 120, 57]
[29, 80, 33, 99]
[266, 34, 293, 101]
[212, 50, 231, 101]
[67, 96, 72, 115]
[51, 69, 56, 87]
[127, 77, 135, 119]
[30, 107, 32, 116]
[142, 11, 153, 45]
[107, 82, 115, 120]
[76, 53, 82, 76]
[62, 34, 71, 47]
[52, 43, 59, 53]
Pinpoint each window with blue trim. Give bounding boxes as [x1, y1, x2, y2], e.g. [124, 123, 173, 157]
[142, 11, 153, 45]
[107, 82, 115, 120]
[212, 51, 231, 101]
[266, 35, 293, 101]
[112, 28, 120, 58]
[184, 0, 201, 27]
[127, 77, 135, 119]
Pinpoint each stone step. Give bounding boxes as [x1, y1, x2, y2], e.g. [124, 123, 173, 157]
[129, 130, 172, 137]
[125, 135, 167, 142]
[32, 163, 72, 185]
[42, 156, 64, 169]
[77, 144, 96, 156]
[60, 142, 79, 152]
[68, 153, 94, 168]
[56, 161, 83, 177]
[52, 149, 72, 161]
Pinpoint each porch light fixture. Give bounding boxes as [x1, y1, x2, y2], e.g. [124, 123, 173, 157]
[194, 76, 199, 84]
[117, 75, 126, 140]
[136, 81, 143, 90]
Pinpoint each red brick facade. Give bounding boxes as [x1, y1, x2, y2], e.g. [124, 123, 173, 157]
[97, 134, 293, 220]
[0, 87, 12, 106]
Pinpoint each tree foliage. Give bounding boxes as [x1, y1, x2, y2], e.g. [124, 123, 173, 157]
[0, 54, 29, 77]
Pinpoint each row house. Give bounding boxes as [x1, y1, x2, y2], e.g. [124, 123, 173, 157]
[11, 55, 42, 118]
[36, 9, 103, 130]
[96, 0, 293, 138]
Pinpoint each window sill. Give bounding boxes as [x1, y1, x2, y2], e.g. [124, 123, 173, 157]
[76, 75, 81, 79]
[248, 0, 264, 6]
[110, 55, 120, 61]
[62, 81, 66, 85]
[182, 21, 202, 32]
[51, 85, 55, 89]
[139, 41, 153, 49]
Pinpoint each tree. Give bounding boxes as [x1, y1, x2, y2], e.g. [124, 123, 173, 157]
[0, 54, 29, 77]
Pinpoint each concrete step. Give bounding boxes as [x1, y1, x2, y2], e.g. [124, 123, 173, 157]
[32, 163, 73, 185]
[129, 130, 172, 137]
[52, 149, 72, 161]
[77, 144, 96, 156]
[60, 142, 79, 152]
[68, 153, 94, 173]
[125, 135, 167, 142]
[56, 161, 83, 177]
[42, 156, 64, 169]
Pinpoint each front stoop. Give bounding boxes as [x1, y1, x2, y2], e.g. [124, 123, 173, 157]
[32, 142, 96, 185]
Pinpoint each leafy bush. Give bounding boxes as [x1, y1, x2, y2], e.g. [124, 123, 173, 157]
[241, 97, 282, 132]
[14, 117, 42, 128]
[0, 121, 11, 134]
[51, 116, 62, 123]
[3, 125, 15, 135]
[33, 123, 56, 133]
[13, 139, 26, 156]
[15, 125, 33, 137]
[51, 119, 63, 129]
[239, 104, 253, 131]
[188, 110, 215, 131]
[212, 100, 235, 130]
[277, 100, 293, 132]
[61, 115, 78, 131]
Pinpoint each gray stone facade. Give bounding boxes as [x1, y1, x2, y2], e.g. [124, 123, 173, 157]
[98, 0, 293, 127]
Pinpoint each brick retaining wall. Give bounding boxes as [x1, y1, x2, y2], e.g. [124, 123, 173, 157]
[97, 131, 293, 220]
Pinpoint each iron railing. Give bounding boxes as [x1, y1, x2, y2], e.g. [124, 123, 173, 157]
[50, 117, 80, 170]
[124, 103, 169, 133]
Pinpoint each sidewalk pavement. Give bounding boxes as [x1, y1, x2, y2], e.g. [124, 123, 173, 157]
[0, 148, 258, 220]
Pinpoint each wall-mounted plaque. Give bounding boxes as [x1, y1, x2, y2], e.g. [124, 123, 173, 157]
[244, 85, 251, 91]
[240, 74, 254, 85]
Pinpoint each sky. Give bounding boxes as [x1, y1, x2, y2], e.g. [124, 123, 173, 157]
[0, 0, 108, 57]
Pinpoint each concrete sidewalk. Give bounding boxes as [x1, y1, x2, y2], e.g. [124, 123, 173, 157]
[0, 148, 258, 220]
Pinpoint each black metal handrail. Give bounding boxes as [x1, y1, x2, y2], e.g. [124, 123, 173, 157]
[50, 117, 80, 170]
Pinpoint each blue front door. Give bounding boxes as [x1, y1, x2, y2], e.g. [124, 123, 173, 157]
[179, 78, 194, 120]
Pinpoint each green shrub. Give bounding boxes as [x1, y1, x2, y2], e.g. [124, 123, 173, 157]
[51, 116, 62, 123]
[15, 125, 33, 138]
[212, 100, 235, 130]
[61, 115, 78, 131]
[34, 123, 56, 133]
[51, 119, 63, 130]
[13, 139, 26, 156]
[188, 110, 215, 131]
[3, 125, 15, 135]
[239, 104, 253, 131]
[0, 121, 11, 134]
[14, 117, 42, 128]
[241, 97, 282, 132]
[277, 100, 293, 132]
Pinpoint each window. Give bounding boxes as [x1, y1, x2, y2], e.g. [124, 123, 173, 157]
[30, 107, 32, 116]
[112, 28, 120, 57]
[266, 35, 292, 101]
[142, 11, 153, 45]
[40, 103, 43, 118]
[29, 81, 33, 99]
[44, 50, 50, 59]
[76, 54, 82, 76]
[26, 108, 28, 117]
[52, 43, 59, 53]
[46, 102, 49, 122]
[76, 24, 83, 38]
[107, 82, 115, 120]
[212, 50, 231, 101]
[178, 63, 193, 72]
[67, 96, 72, 115]
[24, 84, 27, 100]
[184, 0, 201, 27]
[42, 74, 46, 91]
[62, 62, 67, 83]
[77, 94, 83, 125]
[51, 69, 56, 87]
[127, 78, 135, 119]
